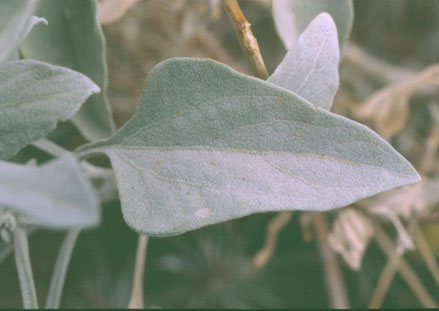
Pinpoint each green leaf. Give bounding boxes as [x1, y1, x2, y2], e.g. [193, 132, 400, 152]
[0, 155, 100, 229]
[20, 0, 115, 142]
[78, 58, 420, 236]
[272, 0, 353, 51]
[0, 60, 99, 160]
[268, 13, 339, 111]
[0, 0, 47, 63]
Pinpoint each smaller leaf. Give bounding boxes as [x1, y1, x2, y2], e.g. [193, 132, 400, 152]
[0, 155, 100, 229]
[0, 60, 100, 160]
[268, 13, 340, 110]
[272, 0, 353, 51]
[21, 0, 116, 141]
[0, 0, 47, 63]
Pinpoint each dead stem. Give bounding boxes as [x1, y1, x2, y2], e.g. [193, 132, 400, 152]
[253, 212, 293, 269]
[221, 0, 268, 79]
[373, 223, 438, 308]
[313, 213, 350, 309]
[368, 247, 399, 308]
[128, 234, 149, 308]
[411, 222, 439, 285]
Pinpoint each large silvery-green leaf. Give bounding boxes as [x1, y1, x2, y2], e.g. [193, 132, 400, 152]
[0, 155, 100, 228]
[0, 0, 46, 63]
[20, 0, 115, 141]
[0, 60, 99, 160]
[268, 13, 339, 111]
[272, 0, 353, 50]
[78, 58, 420, 236]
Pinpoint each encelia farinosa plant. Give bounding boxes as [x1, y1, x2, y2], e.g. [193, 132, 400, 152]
[0, 0, 422, 309]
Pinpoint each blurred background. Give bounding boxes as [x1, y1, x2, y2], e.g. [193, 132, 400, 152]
[1, 0, 438, 308]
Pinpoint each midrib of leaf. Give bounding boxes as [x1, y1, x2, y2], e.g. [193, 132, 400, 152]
[294, 34, 330, 93]
[113, 147, 398, 190]
[0, 90, 85, 112]
[112, 144, 414, 179]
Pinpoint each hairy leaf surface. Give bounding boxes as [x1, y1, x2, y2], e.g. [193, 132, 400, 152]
[268, 13, 339, 110]
[0, 60, 99, 160]
[272, 0, 353, 50]
[0, 155, 100, 228]
[0, 0, 46, 63]
[21, 0, 115, 141]
[79, 59, 420, 236]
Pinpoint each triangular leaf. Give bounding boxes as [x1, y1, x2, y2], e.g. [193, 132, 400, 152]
[0, 155, 100, 229]
[78, 58, 420, 236]
[0, 60, 99, 160]
[272, 0, 353, 51]
[21, 0, 115, 141]
[0, 0, 47, 63]
[268, 13, 340, 110]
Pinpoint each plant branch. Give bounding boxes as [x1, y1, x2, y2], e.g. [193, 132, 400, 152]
[14, 226, 38, 309]
[344, 43, 413, 84]
[128, 234, 149, 308]
[411, 222, 439, 285]
[31, 139, 120, 203]
[373, 223, 438, 308]
[45, 229, 80, 308]
[312, 213, 350, 309]
[221, 0, 268, 79]
[368, 246, 399, 308]
[32, 138, 70, 157]
[253, 211, 293, 269]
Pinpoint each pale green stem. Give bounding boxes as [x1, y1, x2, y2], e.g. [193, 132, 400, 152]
[128, 234, 149, 308]
[14, 226, 38, 309]
[32, 138, 69, 157]
[45, 229, 80, 308]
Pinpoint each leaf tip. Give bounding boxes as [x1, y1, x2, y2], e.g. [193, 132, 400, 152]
[31, 16, 48, 27]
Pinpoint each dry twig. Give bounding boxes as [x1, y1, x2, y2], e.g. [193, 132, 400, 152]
[313, 213, 350, 309]
[410, 222, 439, 285]
[221, 0, 268, 79]
[373, 223, 437, 308]
[128, 235, 149, 308]
[253, 212, 293, 269]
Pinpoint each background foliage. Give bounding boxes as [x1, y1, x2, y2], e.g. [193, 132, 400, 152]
[0, 0, 438, 308]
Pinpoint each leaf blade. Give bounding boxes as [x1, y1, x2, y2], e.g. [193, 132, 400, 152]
[0, 60, 99, 160]
[0, 0, 47, 63]
[20, 0, 115, 141]
[272, 0, 353, 51]
[0, 155, 100, 229]
[268, 13, 340, 110]
[80, 58, 420, 236]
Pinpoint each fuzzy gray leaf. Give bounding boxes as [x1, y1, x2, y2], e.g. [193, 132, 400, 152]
[0, 0, 46, 63]
[0, 60, 99, 160]
[0, 155, 100, 229]
[79, 58, 420, 236]
[272, 0, 353, 51]
[268, 13, 340, 110]
[21, 0, 115, 141]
